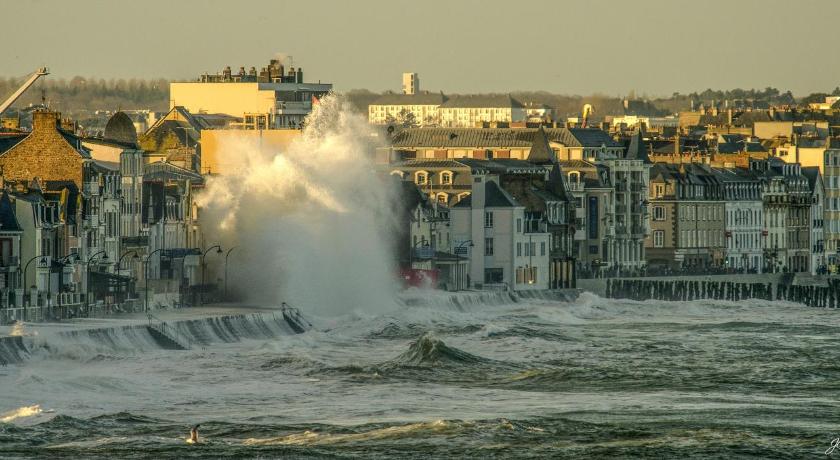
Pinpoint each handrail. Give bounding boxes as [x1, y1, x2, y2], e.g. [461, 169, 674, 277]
[280, 302, 313, 328]
[147, 313, 191, 349]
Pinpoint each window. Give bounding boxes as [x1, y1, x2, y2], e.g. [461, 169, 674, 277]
[653, 230, 664, 248]
[653, 206, 666, 221]
[541, 242, 546, 256]
[440, 171, 453, 185]
[589, 245, 599, 254]
[654, 184, 665, 197]
[485, 237, 494, 256]
[516, 242, 522, 256]
[415, 171, 428, 185]
[436, 193, 448, 205]
[484, 211, 494, 228]
[516, 218, 522, 233]
[530, 242, 536, 256]
[484, 268, 504, 284]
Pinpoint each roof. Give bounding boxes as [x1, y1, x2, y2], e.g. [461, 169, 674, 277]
[391, 159, 468, 169]
[440, 94, 524, 109]
[143, 161, 204, 183]
[390, 127, 621, 149]
[552, 128, 622, 148]
[453, 180, 518, 208]
[801, 166, 821, 191]
[103, 111, 138, 146]
[0, 192, 22, 232]
[371, 93, 448, 106]
[457, 158, 546, 175]
[0, 134, 26, 154]
[526, 127, 556, 164]
[625, 129, 652, 163]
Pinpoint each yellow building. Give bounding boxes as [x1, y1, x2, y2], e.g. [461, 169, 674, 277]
[200, 130, 301, 175]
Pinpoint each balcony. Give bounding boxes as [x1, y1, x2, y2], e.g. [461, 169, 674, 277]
[568, 182, 584, 192]
[83, 181, 100, 195]
[122, 236, 149, 247]
[275, 101, 313, 115]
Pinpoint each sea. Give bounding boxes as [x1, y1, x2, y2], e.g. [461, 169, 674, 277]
[1, 292, 839, 459]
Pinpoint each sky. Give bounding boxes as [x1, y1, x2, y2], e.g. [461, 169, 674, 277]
[3, 0, 839, 97]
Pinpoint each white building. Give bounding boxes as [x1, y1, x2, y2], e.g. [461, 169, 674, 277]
[439, 95, 526, 128]
[402, 72, 419, 95]
[451, 175, 550, 290]
[368, 93, 447, 126]
[716, 168, 764, 272]
[803, 166, 825, 273]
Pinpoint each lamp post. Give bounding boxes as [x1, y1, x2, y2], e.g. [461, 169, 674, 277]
[224, 246, 237, 301]
[144, 248, 164, 313]
[201, 244, 222, 305]
[118, 250, 139, 302]
[86, 250, 109, 314]
[54, 254, 77, 320]
[21, 255, 45, 321]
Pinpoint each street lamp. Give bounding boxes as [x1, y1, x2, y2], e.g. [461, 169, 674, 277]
[86, 250, 109, 313]
[54, 254, 77, 319]
[201, 244, 223, 305]
[224, 246, 237, 301]
[144, 248, 165, 313]
[21, 255, 47, 321]
[118, 250, 140, 301]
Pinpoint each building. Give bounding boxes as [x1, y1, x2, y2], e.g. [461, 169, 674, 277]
[439, 95, 525, 128]
[803, 166, 826, 274]
[450, 175, 551, 290]
[758, 158, 811, 273]
[0, 192, 22, 313]
[368, 93, 447, 127]
[559, 159, 614, 276]
[824, 144, 840, 269]
[646, 163, 725, 270]
[715, 167, 764, 272]
[402, 72, 419, 95]
[169, 58, 332, 129]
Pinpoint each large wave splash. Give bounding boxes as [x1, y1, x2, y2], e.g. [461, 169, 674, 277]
[197, 95, 399, 315]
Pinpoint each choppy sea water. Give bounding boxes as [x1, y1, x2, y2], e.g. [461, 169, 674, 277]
[1, 292, 839, 458]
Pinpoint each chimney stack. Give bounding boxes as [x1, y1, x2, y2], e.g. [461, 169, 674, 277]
[32, 110, 60, 132]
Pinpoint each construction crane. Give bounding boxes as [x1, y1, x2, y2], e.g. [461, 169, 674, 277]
[0, 67, 49, 116]
[581, 103, 594, 128]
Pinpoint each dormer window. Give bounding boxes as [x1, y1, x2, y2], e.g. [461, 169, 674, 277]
[440, 171, 453, 185]
[415, 171, 428, 185]
[568, 171, 580, 184]
[390, 170, 405, 179]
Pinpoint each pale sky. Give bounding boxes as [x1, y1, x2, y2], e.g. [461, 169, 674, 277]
[3, 0, 839, 97]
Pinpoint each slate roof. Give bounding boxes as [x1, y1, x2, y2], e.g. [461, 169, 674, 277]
[0, 134, 26, 154]
[526, 127, 555, 164]
[625, 129, 652, 164]
[440, 94, 524, 109]
[103, 111, 138, 146]
[485, 180, 518, 207]
[802, 166, 821, 191]
[452, 180, 518, 208]
[391, 159, 468, 169]
[371, 93, 448, 106]
[390, 127, 621, 149]
[552, 128, 622, 148]
[0, 191, 22, 232]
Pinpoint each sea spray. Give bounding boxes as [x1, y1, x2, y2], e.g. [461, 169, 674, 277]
[196, 95, 399, 315]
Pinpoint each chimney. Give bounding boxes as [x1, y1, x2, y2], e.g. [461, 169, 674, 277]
[727, 108, 733, 126]
[674, 133, 681, 156]
[32, 111, 60, 132]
